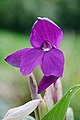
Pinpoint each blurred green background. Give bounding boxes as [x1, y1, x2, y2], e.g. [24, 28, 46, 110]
[0, 0, 80, 120]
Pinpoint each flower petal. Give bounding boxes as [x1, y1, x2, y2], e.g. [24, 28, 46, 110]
[3, 99, 41, 120]
[41, 48, 64, 77]
[4, 48, 30, 68]
[20, 48, 44, 75]
[30, 17, 63, 48]
[38, 75, 58, 93]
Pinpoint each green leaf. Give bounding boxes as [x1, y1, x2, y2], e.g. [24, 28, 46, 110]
[41, 84, 80, 120]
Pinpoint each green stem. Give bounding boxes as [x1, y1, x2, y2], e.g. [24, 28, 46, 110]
[38, 99, 48, 119]
[34, 107, 40, 120]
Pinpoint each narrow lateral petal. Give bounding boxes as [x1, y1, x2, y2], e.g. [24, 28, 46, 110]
[30, 17, 63, 48]
[3, 99, 41, 120]
[20, 48, 44, 75]
[41, 48, 64, 77]
[38, 75, 58, 93]
[4, 48, 30, 67]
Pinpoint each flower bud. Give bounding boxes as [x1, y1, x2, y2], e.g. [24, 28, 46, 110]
[66, 107, 74, 120]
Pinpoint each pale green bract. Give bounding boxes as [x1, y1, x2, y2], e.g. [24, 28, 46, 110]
[41, 84, 80, 120]
[3, 99, 41, 120]
[23, 116, 35, 120]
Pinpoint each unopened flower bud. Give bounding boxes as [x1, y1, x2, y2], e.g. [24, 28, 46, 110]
[66, 107, 74, 120]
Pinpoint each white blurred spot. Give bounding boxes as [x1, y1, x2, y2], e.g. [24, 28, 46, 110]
[43, 48, 50, 51]
[70, 89, 73, 92]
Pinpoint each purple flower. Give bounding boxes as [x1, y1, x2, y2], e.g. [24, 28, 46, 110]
[5, 17, 64, 93]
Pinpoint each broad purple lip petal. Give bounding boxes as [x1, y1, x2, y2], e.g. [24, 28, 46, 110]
[30, 17, 63, 48]
[20, 48, 44, 75]
[38, 75, 58, 93]
[4, 48, 30, 67]
[41, 48, 64, 77]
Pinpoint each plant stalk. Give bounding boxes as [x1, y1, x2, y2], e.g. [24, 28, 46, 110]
[28, 73, 42, 120]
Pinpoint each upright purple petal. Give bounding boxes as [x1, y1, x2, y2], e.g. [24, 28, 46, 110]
[41, 48, 64, 77]
[30, 17, 63, 48]
[20, 48, 44, 76]
[4, 48, 30, 67]
[38, 75, 58, 93]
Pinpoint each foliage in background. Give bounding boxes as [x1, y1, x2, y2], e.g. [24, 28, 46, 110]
[0, 0, 80, 33]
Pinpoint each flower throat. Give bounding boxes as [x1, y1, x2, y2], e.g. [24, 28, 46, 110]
[41, 41, 53, 51]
